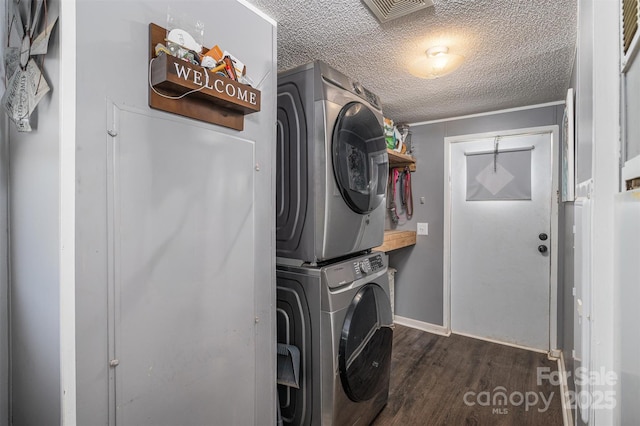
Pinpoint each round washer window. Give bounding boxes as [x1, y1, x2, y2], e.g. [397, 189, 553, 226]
[339, 283, 393, 402]
[332, 102, 388, 214]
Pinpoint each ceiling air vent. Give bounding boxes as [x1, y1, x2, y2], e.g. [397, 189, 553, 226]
[362, 0, 434, 23]
[622, 0, 639, 54]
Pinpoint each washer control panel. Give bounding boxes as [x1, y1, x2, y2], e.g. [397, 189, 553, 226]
[324, 252, 387, 289]
[353, 253, 385, 277]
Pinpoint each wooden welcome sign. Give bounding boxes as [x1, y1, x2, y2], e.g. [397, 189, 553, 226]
[148, 23, 261, 131]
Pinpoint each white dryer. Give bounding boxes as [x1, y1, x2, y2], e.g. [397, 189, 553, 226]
[276, 61, 388, 264]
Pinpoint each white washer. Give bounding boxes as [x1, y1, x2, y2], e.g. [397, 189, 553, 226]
[276, 61, 388, 264]
[276, 252, 393, 425]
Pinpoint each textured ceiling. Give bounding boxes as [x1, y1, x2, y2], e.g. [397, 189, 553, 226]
[246, 0, 577, 124]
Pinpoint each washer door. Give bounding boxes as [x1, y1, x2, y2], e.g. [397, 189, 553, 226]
[332, 102, 388, 214]
[339, 283, 393, 402]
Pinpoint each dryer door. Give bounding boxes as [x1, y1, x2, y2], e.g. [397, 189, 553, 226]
[276, 83, 308, 254]
[332, 102, 388, 214]
[339, 283, 393, 402]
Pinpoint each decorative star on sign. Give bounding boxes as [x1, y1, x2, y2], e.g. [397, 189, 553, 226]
[1, 0, 57, 132]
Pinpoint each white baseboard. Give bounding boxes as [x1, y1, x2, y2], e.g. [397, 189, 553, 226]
[548, 348, 562, 360]
[452, 331, 549, 354]
[393, 315, 451, 336]
[558, 352, 574, 426]
[622, 154, 640, 182]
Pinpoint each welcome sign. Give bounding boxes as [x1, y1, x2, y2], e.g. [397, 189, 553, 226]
[151, 56, 261, 113]
[148, 23, 260, 130]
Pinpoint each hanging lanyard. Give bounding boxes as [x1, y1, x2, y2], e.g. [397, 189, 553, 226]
[400, 166, 413, 220]
[388, 168, 400, 224]
[389, 167, 413, 224]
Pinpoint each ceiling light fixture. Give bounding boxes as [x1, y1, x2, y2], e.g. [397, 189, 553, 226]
[408, 46, 464, 79]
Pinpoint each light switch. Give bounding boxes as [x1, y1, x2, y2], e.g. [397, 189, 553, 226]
[417, 222, 428, 235]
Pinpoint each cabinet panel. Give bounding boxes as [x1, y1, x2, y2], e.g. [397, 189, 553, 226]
[615, 190, 640, 425]
[110, 108, 256, 425]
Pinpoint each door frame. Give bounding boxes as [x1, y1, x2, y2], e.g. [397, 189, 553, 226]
[443, 125, 560, 354]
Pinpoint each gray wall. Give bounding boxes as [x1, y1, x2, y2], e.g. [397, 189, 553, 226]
[387, 121, 445, 325]
[623, 47, 640, 161]
[573, 4, 594, 425]
[561, 53, 578, 400]
[575, 0, 593, 184]
[1, 0, 276, 424]
[561, 203, 575, 384]
[0, 0, 8, 422]
[570, 1, 624, 425]
[7, 0, 62, 424]
[390, 105, 563, 328]
[0, 116, 8, 426]
[0, 52, 7, 426]
[73, 1, 276, 424]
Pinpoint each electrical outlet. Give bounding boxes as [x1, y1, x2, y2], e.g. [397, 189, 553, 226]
[417, 222, 428, 235]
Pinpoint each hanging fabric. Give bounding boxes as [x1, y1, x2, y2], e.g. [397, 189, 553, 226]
[400, 166, 413, 220]
[389, 166, 413, 223]
[388, 168, 400, 224]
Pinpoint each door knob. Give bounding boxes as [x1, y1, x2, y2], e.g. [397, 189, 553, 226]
[538, 245, 548, 253]
[539, 233, 548, 241]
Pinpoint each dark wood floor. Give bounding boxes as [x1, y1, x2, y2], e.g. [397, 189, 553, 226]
[372, 325, 564, 426]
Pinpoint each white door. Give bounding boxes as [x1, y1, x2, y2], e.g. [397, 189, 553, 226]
[448, 131, 553, 351]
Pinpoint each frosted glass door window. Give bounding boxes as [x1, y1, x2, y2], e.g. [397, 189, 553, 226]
[466, 149, 532, 201]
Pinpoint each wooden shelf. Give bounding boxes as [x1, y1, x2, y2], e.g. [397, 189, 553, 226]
[148, 23, 261, 131]
[387, 149, 416, 171]
[374, 230, 417, 253]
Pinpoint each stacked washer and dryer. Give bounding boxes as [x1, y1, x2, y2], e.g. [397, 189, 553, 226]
[276, 61, 394, 426]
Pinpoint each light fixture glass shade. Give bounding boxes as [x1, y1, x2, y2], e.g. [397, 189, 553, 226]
[408, 46, 464, 79]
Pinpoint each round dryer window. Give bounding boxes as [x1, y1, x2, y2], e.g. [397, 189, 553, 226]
[332, 102, 388, 214]
[339, 283, 393, 402]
